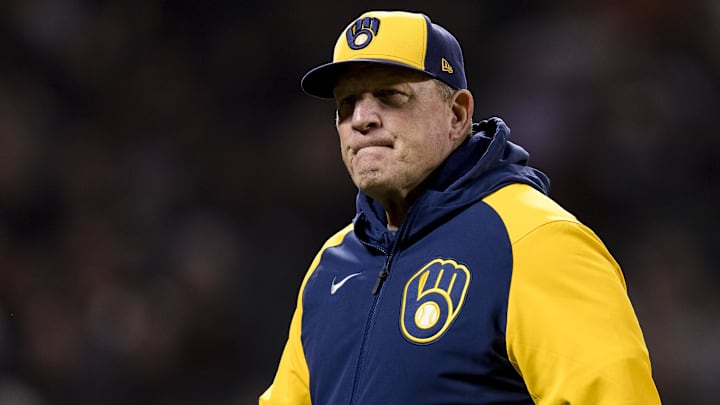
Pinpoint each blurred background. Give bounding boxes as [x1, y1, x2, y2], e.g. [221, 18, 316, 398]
[0, 0, 718, 403]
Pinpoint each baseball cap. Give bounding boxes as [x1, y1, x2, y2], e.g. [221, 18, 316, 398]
[301, 10, 467, 99]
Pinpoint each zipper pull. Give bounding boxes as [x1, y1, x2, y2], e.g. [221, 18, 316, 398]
[371, 267, 388, 295]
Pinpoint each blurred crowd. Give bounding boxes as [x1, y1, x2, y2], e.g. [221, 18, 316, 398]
[0, 0, 718, 404]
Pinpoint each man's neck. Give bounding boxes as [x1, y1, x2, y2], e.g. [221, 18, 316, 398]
[383, 198, 411, 231]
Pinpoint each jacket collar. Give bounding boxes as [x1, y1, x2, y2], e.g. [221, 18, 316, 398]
[353, 117, 550, 249]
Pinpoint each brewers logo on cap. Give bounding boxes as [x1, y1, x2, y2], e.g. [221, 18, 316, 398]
[346, 17, 380, 50]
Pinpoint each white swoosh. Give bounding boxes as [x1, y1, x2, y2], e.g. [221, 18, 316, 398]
[330, 272, 362, 295]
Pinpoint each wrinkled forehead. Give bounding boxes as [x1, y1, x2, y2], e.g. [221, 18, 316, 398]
[333, 63, 434, 96]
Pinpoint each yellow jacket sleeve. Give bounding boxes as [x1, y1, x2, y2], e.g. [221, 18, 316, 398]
[259, 225, 353, 405]
[485, 184, 660, 404]
[259, 303, 311, 405]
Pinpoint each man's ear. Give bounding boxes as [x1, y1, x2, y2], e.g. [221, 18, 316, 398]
[449, 89, 474, 141]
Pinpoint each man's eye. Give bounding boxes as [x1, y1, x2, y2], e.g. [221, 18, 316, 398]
[336, 95, 355, 109]
[336, 96, 355, 120]
[376, 89, 399, 97]
[376, 89, 407, 104]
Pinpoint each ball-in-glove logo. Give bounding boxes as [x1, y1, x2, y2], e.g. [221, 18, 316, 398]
[346, 17, 380, 50]
[400, 258, 470, 344]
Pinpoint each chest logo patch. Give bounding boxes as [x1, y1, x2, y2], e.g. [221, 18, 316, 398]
[400, 258, 470, 344]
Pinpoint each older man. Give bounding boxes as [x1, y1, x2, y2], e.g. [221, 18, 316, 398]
[261, 10, 660, 404]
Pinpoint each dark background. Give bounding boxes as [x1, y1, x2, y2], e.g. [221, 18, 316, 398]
[1, 0, 718, 404]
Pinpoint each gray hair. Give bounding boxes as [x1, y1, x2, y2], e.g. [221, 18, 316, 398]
[434, 79, 474, 137]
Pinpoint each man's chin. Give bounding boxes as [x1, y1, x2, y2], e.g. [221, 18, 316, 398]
[353, 175, 391, 197]
[354, 177, 386, 193]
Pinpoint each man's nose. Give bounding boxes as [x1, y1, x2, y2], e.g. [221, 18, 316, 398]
[351, 95, 381, 133]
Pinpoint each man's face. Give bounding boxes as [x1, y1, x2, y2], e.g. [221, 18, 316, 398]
[333, 64, 458, 205]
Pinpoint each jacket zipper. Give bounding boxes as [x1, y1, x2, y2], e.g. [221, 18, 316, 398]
[371, 256, 390, 295]
[348, 221, 408, 404]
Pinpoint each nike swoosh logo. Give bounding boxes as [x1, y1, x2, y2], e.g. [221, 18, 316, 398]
[330, 272, 363, 295]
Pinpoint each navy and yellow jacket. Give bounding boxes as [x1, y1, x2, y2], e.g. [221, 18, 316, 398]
[261, 118, 660, 404]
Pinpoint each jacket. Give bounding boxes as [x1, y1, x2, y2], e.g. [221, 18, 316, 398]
[260, 117, 661, 404]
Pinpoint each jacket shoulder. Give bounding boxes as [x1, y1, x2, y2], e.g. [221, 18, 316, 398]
[304, 223, 354, 280]
[483, 183, 577, 244]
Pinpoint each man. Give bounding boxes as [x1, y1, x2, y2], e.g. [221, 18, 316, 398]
[261, 10, 660, 404]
